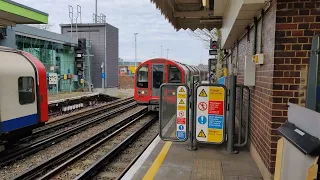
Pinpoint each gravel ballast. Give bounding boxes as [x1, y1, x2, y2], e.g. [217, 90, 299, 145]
[0, 106, 146, 180]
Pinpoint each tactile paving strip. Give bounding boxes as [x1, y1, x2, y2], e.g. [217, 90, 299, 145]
[190, 158, 223, 180]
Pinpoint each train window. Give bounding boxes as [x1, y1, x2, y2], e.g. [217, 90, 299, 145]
[153, 64, 164, 88]
[137, 66, 148, 88]
[169, 66, 181, 83]
[18, 77, 35, 105]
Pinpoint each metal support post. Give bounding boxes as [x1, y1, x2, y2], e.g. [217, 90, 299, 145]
[134, 33, 138, 70]
[226, 74, 238, 153]
[95, 0, 98, 23]
[101, 63, 104, 89]
[187, 78, 197, 151]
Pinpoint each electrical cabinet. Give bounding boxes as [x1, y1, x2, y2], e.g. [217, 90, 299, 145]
[244, 55, 256, 86]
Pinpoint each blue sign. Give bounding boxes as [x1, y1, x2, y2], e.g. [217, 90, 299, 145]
[67, 69, 70, 73]
[178, 125, 184, 130]
[176, 131, 186, 140]
[208, 115, 223, 129]
[101, 72, 105, 79]
[198, 116, 207, 125]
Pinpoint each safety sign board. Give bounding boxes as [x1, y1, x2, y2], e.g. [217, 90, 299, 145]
[48, 73, 58, 85]
[179, 87, 185, 93]
[199, 89, 208, 97]
[198, 130, 206, 138]
[195, 85, 226, 144]
[198, 102, 207, 111]
[179, 99, 185, 105]
[179, 111, 184, 117]
[176, 86, 187, 140]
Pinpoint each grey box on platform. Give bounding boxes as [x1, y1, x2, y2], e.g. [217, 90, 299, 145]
[60, 23, 119, 88]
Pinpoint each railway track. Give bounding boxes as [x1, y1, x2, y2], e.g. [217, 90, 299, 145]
[14, 111, 157, 180]
[31, 97, 135, 140]
[0, 100, 138, 167]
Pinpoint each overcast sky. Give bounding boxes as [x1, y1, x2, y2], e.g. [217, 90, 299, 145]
[19, 0, 209, 65]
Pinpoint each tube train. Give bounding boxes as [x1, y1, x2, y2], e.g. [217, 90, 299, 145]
[134, 58, 208, 107]
[0, 46, 48, 149]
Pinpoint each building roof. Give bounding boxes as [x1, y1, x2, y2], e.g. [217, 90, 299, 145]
[14, 25, 78, 46]
[150, 0, 222, 31]
[0, 0, 48, 27]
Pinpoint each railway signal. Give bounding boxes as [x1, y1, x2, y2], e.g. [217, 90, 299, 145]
[209, 40, 218, 55]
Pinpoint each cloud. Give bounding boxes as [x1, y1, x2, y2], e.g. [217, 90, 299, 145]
[18, 0, 208, 65]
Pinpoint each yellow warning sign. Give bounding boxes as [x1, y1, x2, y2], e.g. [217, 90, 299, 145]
[199, 89, 207, 97]
[198, 130, 206, 138]
[177, 106, 186, 110]
[178, 94, 186, 99]
[179, 88, 185, 93]
[179, 99, 185, 105]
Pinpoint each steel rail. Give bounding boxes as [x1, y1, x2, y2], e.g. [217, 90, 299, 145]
[0, 102, 137, 166]
[75, 114, 158, 180]
[13, 108, 149, 180]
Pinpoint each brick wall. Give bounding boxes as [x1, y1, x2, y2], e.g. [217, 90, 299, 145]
[226, 0, 319, 175]
[272, 0, 320, 172]
[119, 75, 134, 89]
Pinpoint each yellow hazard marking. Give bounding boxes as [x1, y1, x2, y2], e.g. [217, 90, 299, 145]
[177, 105, 186, 110]
[199, 89, 207, 97]
[179, 99, 185, 105]
[179, 87, 185, 93]
[198, 130, 206, 138]
[143, 131, 175, 180]
[177, 94, 186, 98]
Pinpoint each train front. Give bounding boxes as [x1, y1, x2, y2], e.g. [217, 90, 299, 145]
[134, 58, 183, 107]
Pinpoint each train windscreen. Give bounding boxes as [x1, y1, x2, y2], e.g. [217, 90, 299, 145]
[168, 66, 181, 83]
[137, 66, 148, 88]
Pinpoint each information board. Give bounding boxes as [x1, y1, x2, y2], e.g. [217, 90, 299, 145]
[48, 73, 58, 85]
[176, 86, 187, 140]
[195, 85, 226, 144]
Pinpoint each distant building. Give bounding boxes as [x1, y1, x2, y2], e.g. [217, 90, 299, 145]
[118, 61, 141, 75]
[61, 23, 119, 88]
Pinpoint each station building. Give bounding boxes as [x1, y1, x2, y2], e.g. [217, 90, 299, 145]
[150, 0, 320, 179]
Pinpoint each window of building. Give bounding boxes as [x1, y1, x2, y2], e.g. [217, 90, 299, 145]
[137, 66, 148, 88]
[169, 66, 181, 83]
[18, 77, 35, 105]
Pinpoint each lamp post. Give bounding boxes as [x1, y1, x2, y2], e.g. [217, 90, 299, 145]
[134, 33, 138, 69]
[167, 49, 169, 59]
[161, 46, 163, 58]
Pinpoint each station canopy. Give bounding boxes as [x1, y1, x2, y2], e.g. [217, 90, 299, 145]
[150, 0, 223, 30]
[0, 0, 48, 27]
[151, 0, 266, 48]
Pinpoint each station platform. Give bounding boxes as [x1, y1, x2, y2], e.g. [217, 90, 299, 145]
[123, 132, 262, 180]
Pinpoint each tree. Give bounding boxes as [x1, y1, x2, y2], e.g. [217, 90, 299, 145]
[188, 28, 224, 79]
[27, 24, 54, 31]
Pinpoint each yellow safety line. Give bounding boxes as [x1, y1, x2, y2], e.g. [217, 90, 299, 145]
[142, 131, 175, 180]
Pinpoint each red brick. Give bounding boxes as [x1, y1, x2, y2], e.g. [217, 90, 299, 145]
[292, 30, 303, 36]
[299, 9, 310, 15]
[302, 58, 309, 64]
[272, 104, 289, 110]
[276, 23, 297, 30]
[274, 71, 283, 77]
[272, 111, 282, 116]
[296, 51, 307, 57]
[311, 9, 320, 16]
[294, 3, 304, 8]
[293, 16, 303, 22]
[274, 91, 294, 97]
[289, 98, 299, 104]
[285, 45, 291, 50]
[304, 30, 315, 37]
[274, 64, 295, 70]
[273, 98, 283, 103]
[292, 44, 301, 50]
[286, 31, 292, 36]
[298, 23, 309, 29]
[284, 72, 290, 77]
[298, 37, 309, 43]
[304, 16, 315, 22]
[278, 10, 298, 16]
[290, 71, 300, 77]
[274, 78, 295, 83]
[305, 2, 315, 8]
[289, 85, 299, 90]
[272, 117, 286, 124]
[310, 23, 320, 29]
[274, 51, 296, 57]
[283, 111, 288, 116]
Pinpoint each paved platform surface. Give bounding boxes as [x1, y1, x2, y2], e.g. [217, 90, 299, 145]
[124, 137, 262, 180]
